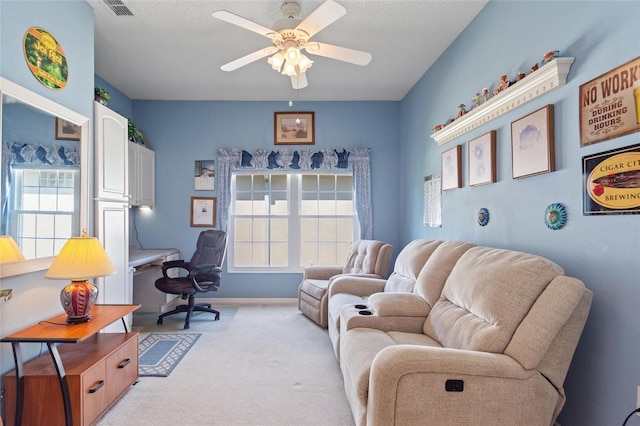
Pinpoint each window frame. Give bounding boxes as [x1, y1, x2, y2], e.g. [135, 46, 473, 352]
[227, 169, 358, 273]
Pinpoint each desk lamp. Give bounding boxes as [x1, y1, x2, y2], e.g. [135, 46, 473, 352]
[45, 231, 115, 323]
[0, 235, 25, 263]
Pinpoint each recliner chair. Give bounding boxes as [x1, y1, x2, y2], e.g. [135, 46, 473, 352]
[155, 229, 227, 329]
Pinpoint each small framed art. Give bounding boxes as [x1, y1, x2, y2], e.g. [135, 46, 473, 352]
[190, 196, 216, 227]
[511, 104, 555, 179]
[194, 160, 215, 191]
[55, 117, 81, 141]
[441, 144, 462, 190]
[468, 130, 496, 186]
[274, 111, 314, 145]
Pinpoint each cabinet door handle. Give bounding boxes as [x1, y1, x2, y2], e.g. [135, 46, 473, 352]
[89, 380, 105, 393]
[118, 358, 131, 369]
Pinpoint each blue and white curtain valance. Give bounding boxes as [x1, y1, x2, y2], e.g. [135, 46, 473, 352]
[217, 147, 373, 239]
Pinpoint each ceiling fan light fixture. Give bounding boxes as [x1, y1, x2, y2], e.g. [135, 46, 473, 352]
[282, 61, 297, 76]
[297, 54, 313, 73]
[268, 52, 285, 72]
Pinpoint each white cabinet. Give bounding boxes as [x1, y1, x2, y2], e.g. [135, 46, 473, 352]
[128, 141, 155, 207]
[94, 102, 128, 201]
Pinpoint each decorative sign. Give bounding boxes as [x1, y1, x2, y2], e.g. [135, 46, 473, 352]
[579, 56, 640, 146]
[23, 27, 68, 90]
[583, 143, 640, 215]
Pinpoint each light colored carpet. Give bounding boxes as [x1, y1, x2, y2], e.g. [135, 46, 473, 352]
[132, 307, 238, 333]
[96, 299, 355, 426]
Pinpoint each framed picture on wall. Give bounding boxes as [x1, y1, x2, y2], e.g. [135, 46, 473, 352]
[441, 144, 462, 190]
[190, 196, 216, 227]
[55, 117, 81, 141]
[194, 160, 215, 191]
[274, 111, 315, 145]
[511, 104, 555, 179]
[468, 130, 496, 186]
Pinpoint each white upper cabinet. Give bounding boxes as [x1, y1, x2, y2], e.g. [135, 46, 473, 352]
[94, 102, 128, 201]
[128, 141, 155, 207]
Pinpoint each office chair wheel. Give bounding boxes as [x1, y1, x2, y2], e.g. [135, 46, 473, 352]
[157, 318, 163, 325]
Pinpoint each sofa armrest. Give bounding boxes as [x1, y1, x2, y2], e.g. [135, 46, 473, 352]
[368, 346, 539, 425]
[328, 275, 387, 298]
[302, 265, 344, 280]
[340, 293, 431, 335]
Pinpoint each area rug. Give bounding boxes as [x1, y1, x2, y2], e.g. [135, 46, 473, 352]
[138, 333, 201, 377]
[132, 306, 238, 333]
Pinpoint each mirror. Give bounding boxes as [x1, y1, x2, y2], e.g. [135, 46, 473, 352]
[0, 77, 89, 278]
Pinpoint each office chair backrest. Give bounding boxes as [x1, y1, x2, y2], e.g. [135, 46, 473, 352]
[189, 229, 228, 270]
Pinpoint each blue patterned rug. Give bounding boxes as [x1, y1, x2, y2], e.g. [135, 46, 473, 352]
[138, 333, 201, 377]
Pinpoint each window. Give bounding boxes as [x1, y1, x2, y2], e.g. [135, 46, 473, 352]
[229, 171, 358, 272]
[9, 166, 79, 259]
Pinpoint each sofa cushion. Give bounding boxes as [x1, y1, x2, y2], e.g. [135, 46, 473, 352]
[383, 239, 443, 292]
[424, 246, 564, 353]
[342, 239, 392, 276]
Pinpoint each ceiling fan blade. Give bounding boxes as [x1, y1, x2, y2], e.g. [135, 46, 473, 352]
[305, 42, 372, 66]
[296, 0, 346, 38]
[291, 73, 308, 90]
[220, 47, 277, 72]
[213, 10, 280, 40]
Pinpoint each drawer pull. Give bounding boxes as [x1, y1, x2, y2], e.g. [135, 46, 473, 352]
[89, 380, 105, 393]
[118, 358, 131, 369]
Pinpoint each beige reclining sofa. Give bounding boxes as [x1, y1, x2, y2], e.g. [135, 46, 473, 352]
[298, 239, 393, 328]
[336, 244, 592, 426]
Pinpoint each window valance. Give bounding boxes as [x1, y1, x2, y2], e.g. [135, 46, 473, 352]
[217, 147, 372, 239]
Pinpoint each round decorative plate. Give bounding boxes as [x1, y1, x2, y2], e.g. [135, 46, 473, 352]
[544, 203, 567, 230]
[477, 208, 489, 226]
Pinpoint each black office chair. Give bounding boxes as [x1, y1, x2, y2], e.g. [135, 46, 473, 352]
[155, 229, 227, 329]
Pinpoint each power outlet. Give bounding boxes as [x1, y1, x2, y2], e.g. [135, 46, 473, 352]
[637, 386, 640, 417]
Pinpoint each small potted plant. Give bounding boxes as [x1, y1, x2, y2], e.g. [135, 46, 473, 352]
[128, 118, 142, 143]
[94, 87, 110, 105]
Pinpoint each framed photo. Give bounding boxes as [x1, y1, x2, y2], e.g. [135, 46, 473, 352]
[511, 104, 555, 179]
[194, 160, 215, 191]
[274, 111, 314, 145]
[468, 130, 496, 186]
[55, 117, 81, 141]
[190, 196, 216, 227]
[441, 144, 462, 190]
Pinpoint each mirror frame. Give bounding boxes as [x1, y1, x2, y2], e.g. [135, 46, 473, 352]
[0, 77, 89, 278]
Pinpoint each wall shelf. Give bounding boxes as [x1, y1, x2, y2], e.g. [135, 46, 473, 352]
[430, 57, 575, 145]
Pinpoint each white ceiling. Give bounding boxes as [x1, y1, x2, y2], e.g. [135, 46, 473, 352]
[89, 0, 487, 101]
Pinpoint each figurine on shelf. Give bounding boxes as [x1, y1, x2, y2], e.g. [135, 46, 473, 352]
[499, 74, 510, 92]
[472, 93, 481, 109]
[434, 124, 443, 132]
[531, 63, 539, 73]
[543, 50, 560, 65]
[516, 72, 526, 82]
[482, 87, 490, 103]
[457, 104, 467, 118]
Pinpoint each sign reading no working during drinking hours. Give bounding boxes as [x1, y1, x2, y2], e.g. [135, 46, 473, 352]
[579, 56, 640, 147]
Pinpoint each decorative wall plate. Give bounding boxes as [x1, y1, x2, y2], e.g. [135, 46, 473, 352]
[544, 203, 567, 230]
[477, 208, 489, 226]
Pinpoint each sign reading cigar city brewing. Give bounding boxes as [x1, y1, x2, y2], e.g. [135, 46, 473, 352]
[23, 27, 68, 90]
[579, 57, 640, 147]
[583, 143, 640, 215]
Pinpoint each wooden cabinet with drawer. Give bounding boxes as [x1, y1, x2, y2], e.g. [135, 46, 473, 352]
[4, 332, 138, 426]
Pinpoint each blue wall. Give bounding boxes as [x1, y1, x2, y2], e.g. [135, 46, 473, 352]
[400, 1, 640, 425]
[129, 100, 401, 297]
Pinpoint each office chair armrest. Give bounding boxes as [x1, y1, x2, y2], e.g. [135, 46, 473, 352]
[190, 264, 222, 292]
[161, 260, 190, 278]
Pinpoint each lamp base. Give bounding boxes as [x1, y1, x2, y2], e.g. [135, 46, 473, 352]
[60, 280, 98, 324]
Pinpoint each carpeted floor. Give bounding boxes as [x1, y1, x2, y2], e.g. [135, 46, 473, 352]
[132, 307, 238, 333]
[96, 299, 355, 426]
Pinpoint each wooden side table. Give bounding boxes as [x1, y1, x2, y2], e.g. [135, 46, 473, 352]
[1, 304, 140, 426]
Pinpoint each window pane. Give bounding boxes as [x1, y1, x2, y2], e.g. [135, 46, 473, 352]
[235, 198, 253, 215]
[270, 218, 288, 242]
[270, 242, 287, 266]
[252, 218, 268, 242]
[252, 242, 268, 266]
[300, 218, 318, 241]
[236, 175, 252, 191]
[234, 242, 252, 266]
[336, 175, 352, 191]
[318, 218, 336, 241]
[21, 215, 36, 237]
[337, 199, 354, 215]
[235, 218, 252, 241]
[271, 191, 288, 215]
[37, 215, 55, 238]
[318, 199, 336, 215]
[301, 175, 317, 191]
[336, 218, 353, 239]
[318, 243, 337, 265]
[55, 215, 73, 238]
[300, 193, 318, 215]
[337, 243, 352, 263]
[300, 242, 318, 266]
[319, 175, 334, 191]
[270, 174, 287, 190]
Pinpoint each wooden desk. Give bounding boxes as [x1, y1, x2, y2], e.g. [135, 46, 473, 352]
[2, 304, 140, 426]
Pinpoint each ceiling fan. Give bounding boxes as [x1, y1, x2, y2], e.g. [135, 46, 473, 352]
[212, 0, 372, 89]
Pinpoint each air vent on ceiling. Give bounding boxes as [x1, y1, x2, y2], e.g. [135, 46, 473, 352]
[103, 0, 134, 16]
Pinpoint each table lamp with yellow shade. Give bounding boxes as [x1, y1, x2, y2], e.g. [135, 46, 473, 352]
[45, 231, 115, 323]
[0, 235, 25, 263]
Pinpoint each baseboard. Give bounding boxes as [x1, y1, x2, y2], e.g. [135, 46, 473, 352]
[195, 297, 298, 306]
